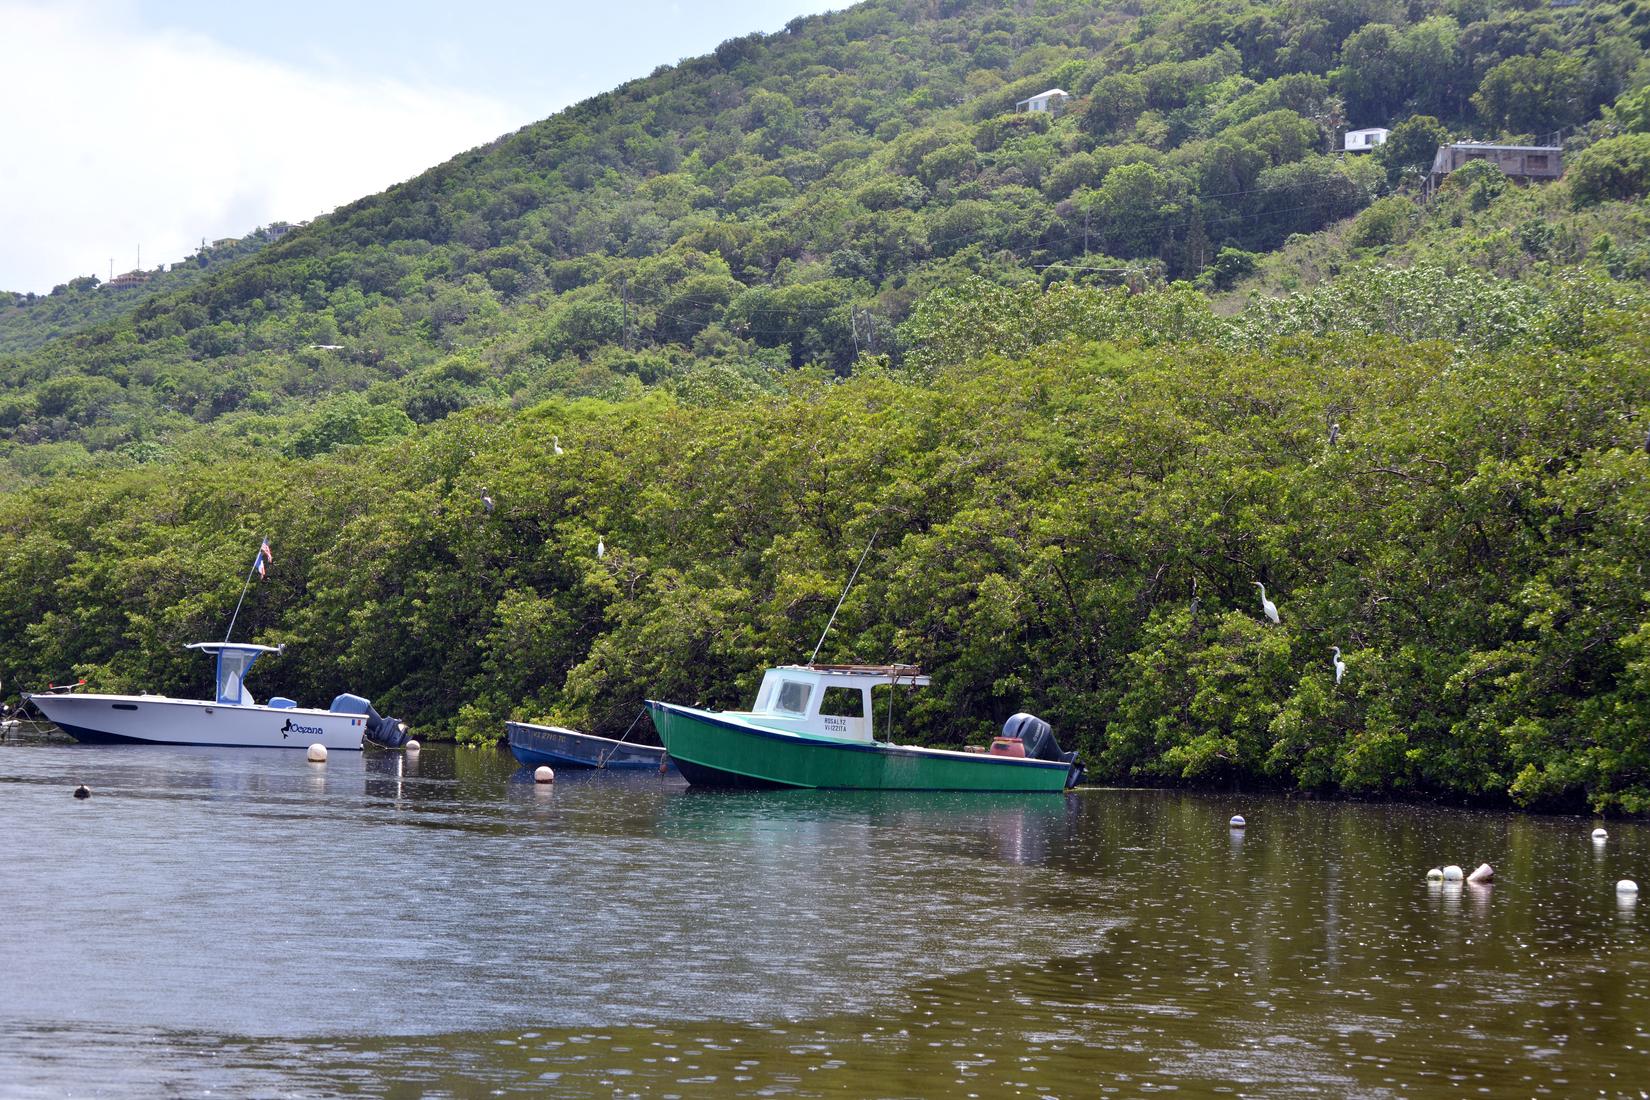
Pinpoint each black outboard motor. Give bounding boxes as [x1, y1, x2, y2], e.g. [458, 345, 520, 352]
[1003, 712, 1084, 788]
[330, 693, 411, 748]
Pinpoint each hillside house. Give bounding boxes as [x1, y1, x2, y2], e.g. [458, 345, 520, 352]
[1016, 88, 1070, 115]
[105, 270, 150, 290]
[1428, 142, 1562, 188]
[1344, 127, 1389, 152]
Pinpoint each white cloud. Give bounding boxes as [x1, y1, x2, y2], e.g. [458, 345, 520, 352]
[0, 2, 519, 292]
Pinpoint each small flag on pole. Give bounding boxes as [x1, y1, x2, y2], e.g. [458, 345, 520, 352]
[256, 538, 273, 578]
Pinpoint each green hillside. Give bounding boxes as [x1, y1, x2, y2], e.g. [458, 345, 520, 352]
[5, 0, 1650, 810]
[5, 0, 1649, 485]
[0, 233, 272, 357]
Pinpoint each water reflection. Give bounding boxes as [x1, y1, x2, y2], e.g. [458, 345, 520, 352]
[2, 734, 1648, 1097]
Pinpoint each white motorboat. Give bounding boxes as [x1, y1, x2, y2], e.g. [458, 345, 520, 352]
[25, 642, 409, 750]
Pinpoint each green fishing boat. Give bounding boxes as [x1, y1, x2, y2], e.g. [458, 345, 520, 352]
[646, 664, 1082, 791]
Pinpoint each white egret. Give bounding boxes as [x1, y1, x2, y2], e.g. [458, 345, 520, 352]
[553, 435, 565, 455]
[481, 490, 495, 514]
[1254, 582, 1280, 624]
[1331, 646, 1347, 684]
[597, 538, 606, 559]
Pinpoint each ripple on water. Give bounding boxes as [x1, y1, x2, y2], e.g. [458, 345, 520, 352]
[2, 738, 1649, 1096]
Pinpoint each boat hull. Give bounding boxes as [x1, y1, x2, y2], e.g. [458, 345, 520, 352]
[646, 701, 1074, 791]
[27, 693, 366, 750]
[506, 721, 676, 772]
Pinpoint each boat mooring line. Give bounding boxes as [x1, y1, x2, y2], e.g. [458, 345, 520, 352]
[597, 707, 648, 768]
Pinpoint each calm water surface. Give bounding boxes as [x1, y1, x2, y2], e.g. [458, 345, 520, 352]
[2, 729, 1648, 1097]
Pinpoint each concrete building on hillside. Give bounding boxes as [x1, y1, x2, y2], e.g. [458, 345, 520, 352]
[1428, 142, 1563, 189]
[1344, 127, 1389, 152]
[105, 270, 151, 290]
[1016, 88, 1070, 115]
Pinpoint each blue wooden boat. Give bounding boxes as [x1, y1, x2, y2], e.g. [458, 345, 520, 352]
[506, 720, 677, 773]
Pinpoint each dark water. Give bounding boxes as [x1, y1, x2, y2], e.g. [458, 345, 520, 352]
[2, 731, 1648, 1098]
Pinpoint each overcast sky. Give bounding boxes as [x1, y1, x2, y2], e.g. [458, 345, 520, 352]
[0, 0, 839, 293]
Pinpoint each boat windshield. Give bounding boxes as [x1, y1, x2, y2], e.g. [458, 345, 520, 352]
[773, 679, 812, 717]
[216, 649, 259, 705]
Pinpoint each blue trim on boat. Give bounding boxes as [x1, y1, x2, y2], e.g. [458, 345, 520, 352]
[45, 720, 330, 749]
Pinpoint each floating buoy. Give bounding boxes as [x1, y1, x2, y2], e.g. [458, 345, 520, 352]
[1619, 880, 1640, 894]
[1229, 815, 1246, 828]
[534, 765, 555, 784]
[1592, 827, 1608, 840]
[73, 784, 90, 799]
[307, 743, 328, 763]
[1441, 865, 1464, 882]
[1426, 867, 1444, 881]
[404, 739, 420, 752]
[1467, 863, 1494, 884]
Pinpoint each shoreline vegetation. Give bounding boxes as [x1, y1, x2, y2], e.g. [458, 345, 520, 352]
[5, 0, 1650, 812]
[4, 266, 1647, 812]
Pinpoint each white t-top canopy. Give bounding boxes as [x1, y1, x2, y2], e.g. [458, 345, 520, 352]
[186, 642, 284, 704]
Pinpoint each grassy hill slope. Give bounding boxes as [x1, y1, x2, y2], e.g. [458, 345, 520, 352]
[5, 0, 1649, 487]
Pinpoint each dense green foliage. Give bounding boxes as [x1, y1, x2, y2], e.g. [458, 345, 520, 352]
[4, 264, 1648, 812]
[5, 0, 1650, 811]
[0, 234, 271, 355]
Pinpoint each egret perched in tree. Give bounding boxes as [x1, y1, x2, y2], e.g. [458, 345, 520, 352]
[1327, 422, 1340, 446]
[597, 538, 606, 559]
[1331, 646, 1347, 684]
[1254, 582, 1280, 624]
[480, 489, 495, 514]
[553, 435, 564, 455]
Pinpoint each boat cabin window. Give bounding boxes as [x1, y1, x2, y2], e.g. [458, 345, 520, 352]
[774, 679, 813, 717]
[818, 687, 866, 718]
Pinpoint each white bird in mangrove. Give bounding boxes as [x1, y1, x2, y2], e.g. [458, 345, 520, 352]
[597, 538, 606, 559]
[1254, 581, 1280, 624]
[1331, 646, 1347, 684]
[553, 434, 564, 455]
[480, 490, 495, 514]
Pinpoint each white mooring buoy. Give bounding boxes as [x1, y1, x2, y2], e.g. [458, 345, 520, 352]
[307, 743, 328, 763]
[1593, 827, 1608, 841]
[1467, 863, 1494, 884]
[404, 739, 421, 752]
[534, 765, 555, 784]
[1619, 880, 1640, 895]
[1426, 868, 1444, 882]
[1229, 815, 1246, 828]
[1441, 864, 1464, 882]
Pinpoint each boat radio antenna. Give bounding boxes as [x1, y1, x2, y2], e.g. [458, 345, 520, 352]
[809, 530, 877, 666]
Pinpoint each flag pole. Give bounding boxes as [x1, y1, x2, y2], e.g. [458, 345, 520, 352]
[223, 539, 266, 644]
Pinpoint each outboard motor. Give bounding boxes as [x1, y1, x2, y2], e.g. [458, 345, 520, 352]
[330, 692, 411, 748]
[1002, 712, 1084, 788]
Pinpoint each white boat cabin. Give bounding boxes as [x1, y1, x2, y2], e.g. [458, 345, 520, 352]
[185, 642, 284, 706]
[738, 664, 929, 742]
